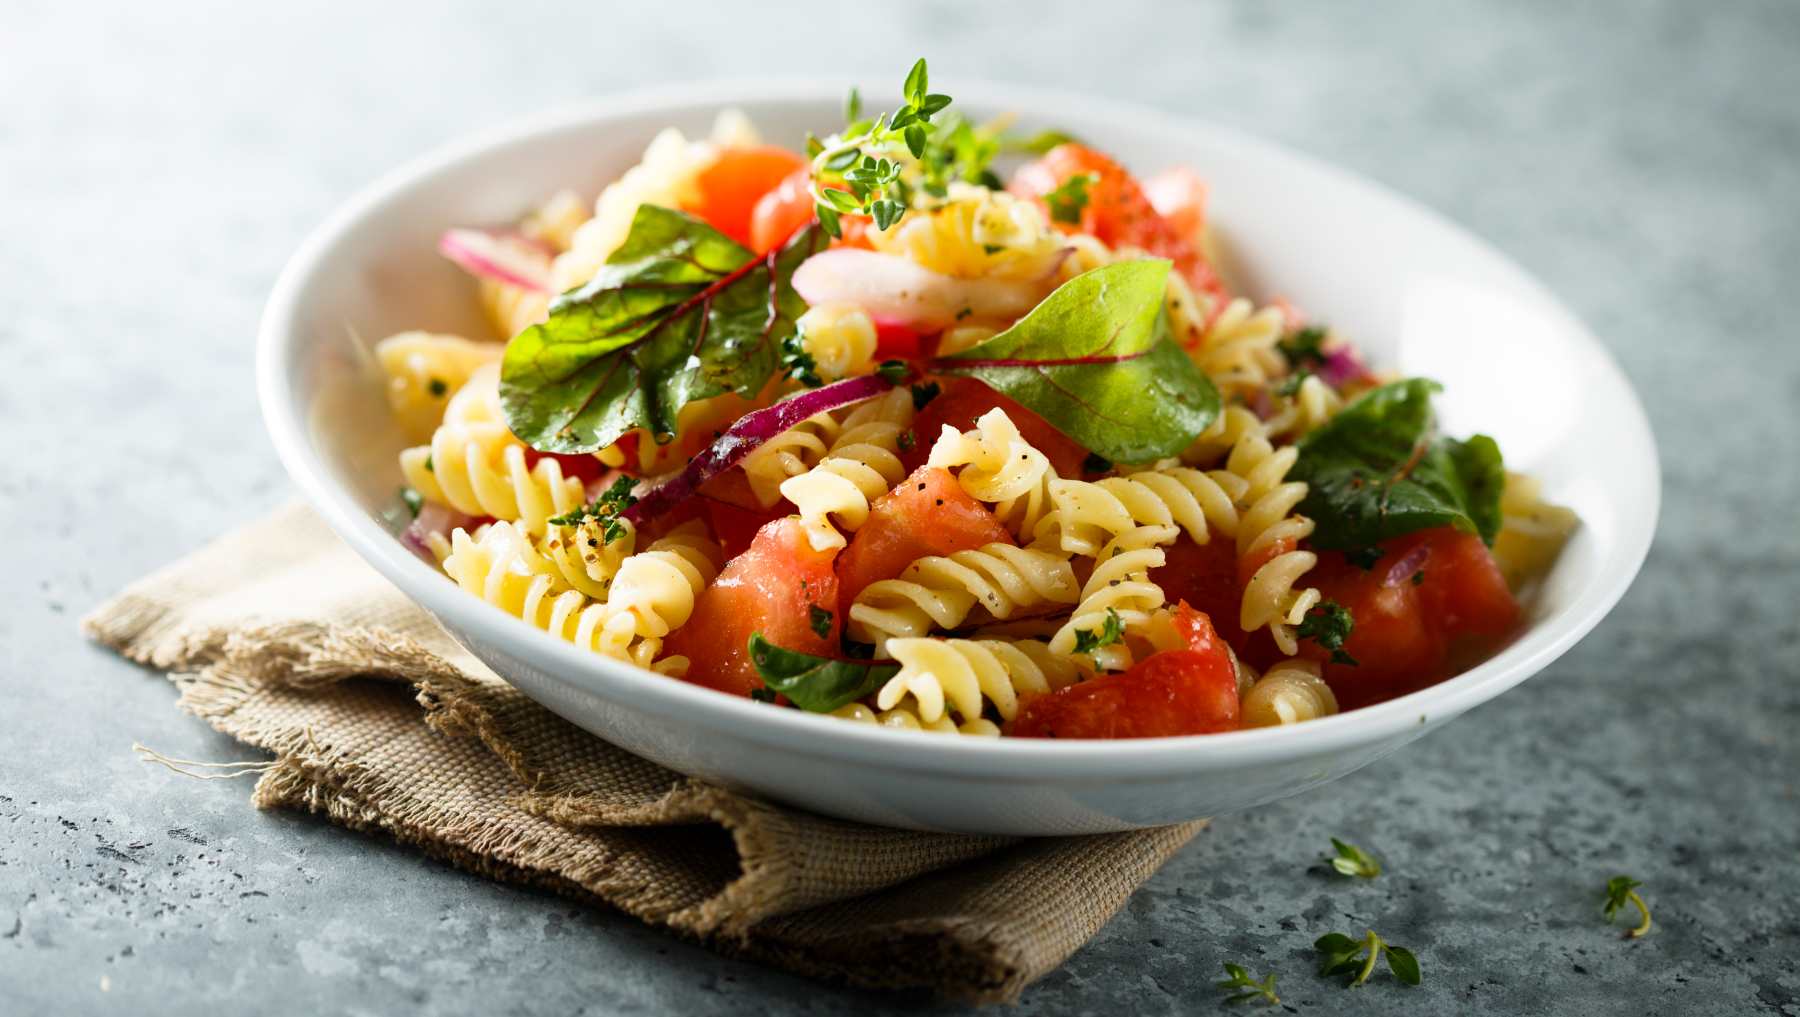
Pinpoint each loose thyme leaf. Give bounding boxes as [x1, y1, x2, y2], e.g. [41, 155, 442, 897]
[1329, 837, 1381, 878]
[500, 206, 825, 453]
[1044, 172, 1095, 225]
[1315, 930, 1420, 988]
[1602, 875, 1652, 938]
[1216, 962, 1281, 1006]
[1385, 946, 1422, 985]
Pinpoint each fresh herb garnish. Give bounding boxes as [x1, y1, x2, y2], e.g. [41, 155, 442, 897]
[1275, 370, 1312, 399]
[427, 377, 449, 397]
[1292, 379, 1505, 550]
[896, 430, 916, 453]
[400, 487, 423, 518]
[1346, 546, 1385, 570]
[1082, 452, 1113, 475]
[1043, 172, 1096, 225]
[808, 605, 835, 639]
[1296, 601, 1357, 666]
[1278, 325, 1329, 370]
[1602, 876, 1652, 938]
[423, 453, 434, 473]
[747, 634, 898, 713]
[780, 333, 823, 388]
[1216, 963, 1280, 1006]
[909, 380, 941, 410]
[546, 475, 638, 544]
[934, 260, 1220, 463]
[875, 359, 913, 386]
[809, 59, 954, 237]
[1328, 838, 1381, 878]
[499, 206, 825, 454]
[1072, 608, 1126, 655]
[1315, 930, 1420, 987]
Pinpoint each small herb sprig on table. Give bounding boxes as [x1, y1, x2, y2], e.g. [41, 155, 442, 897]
[1216, 962, 1281, 1006]
[1315, 929, 1421, 987]
[1602, 876, 1653, 938]
[1327, 837, 1381, 879]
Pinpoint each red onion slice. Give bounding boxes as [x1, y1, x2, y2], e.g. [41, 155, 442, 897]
[623, 372, 906, 526]
[1380, 543, 1431, 588]
[438, 228, 553, 294]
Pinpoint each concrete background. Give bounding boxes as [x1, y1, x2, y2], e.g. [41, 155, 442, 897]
[3, 0, 1796, 1013]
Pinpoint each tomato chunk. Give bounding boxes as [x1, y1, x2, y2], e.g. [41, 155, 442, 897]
[835, 465, 1013, 610]
[1009, 143, 1227, 313]
[748, 167, 815, 254]
[1010, 608, 1239, 738]
[1301, 528, 1521, 709]
[688, 146, 809, 250]
[1149, 536, 1244, 650]
[900, 377, 1091, 478]
[664, 516, 839, 698]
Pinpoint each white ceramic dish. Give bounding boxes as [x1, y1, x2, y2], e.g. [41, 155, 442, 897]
[257, 81, 1658, 835]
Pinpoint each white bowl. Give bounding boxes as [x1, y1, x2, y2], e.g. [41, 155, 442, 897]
[257, 81, 1658, 835]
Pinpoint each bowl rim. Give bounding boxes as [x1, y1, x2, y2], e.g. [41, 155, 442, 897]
[257, 77, 1660, 779]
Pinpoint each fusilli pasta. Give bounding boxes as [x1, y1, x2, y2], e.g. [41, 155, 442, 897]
[1241, 657, 1340, 727]
[780, 388, 914, 551]
[830, 702, 1001, 736]
[848, 542, 1079, 652]
[1048, 528, 1169, 671]
[927, 407, 1056, 539]
[875, 637, 1081, 725]
[1189, 298, 1286, 401]
[794, 302, 879, 381]
[869, 182, 1065, 281]
[1491, 471, 1579, 591]
[375, 331, 501, 442]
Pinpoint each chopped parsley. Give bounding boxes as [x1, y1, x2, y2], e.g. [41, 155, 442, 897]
[896, 430, 917, 453]
[399, 487, 423, 518]
[875, 359, 913, 386]
[1072, 608, 1126, 655]
[427, 377, 449, 397]
[1277, 325, 1329, 370]
[909, 380, 941, 410]
[1082, 452, 1113, 475]
[1275, 370, 1312, 399]
[808, 605, 835, 640]
[1346, 546, 1385, 570]
[779, 333, 823, 388]
[1297, 601, 1357, 666]
[1043, 172, 1096, 225]
[546, 475, 638, 544]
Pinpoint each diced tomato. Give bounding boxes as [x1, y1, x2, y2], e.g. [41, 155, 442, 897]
[835, 465, 1014, 610]
[1300, 528, 1521, 709]
[874, 320, 926, 359]
[688, 146, 810, 250]
[1009, 612, 1239, 739]
[1010, 144, 1228, 315]
[749, 168, 815, 254]
[1152, 540, 1244, 650]
[899, 377, 1091, 478]
[1143, 167, 1209, 244]
[664, 516, 840, 698]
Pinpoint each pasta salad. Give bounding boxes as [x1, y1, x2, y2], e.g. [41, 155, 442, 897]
[379, 61, 1578, 739]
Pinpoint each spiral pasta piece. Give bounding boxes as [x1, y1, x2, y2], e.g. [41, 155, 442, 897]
[1036, 462, 1248, 558]
[591, 522, 722, 673]
[520, 189, 591, 253]
[927, 408, 1057, 538]
[537, 516, 638, 598]
[478, 277, 550, 341]
[780, 389, 914, 551]
[848, 543, 1080, 652]
[875, 638, 1081, 725]
[1200, 406, 1323, 655]
[399, 366, 586, 537]
[869, 182, 1065, 281]
[374, 331, 500, 442]
[441, 520, 615, 656]
[1264, 373, 1344, 441]
[1241, 657, 1340, 727]
[794, 303, 879, 381]
[1491, 471, 1579, 591]
[1048, 529, 1168, 671]
[738, 410, 841, 507]
[1190, 298, 1286, 400]
[829, 702, 1001, 737]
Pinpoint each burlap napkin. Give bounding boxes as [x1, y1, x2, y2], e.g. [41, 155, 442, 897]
[82, 502, 1203, 1003]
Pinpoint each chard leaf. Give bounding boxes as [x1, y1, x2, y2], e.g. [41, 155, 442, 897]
[935, 259, 1219, 463]
[1292, 379, 1505, 550]
[500, 206, 826, 453]
[747, 634, 897, 713]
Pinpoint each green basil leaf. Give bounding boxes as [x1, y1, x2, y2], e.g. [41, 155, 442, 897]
[499, 206, 825, 453]
[1292, 379, 1505, 549]
[747, 634, 898, 713]
[936, 259, 1219, 463]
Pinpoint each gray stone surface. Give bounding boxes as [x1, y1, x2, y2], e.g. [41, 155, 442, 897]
[3, 0, 1796, 1013]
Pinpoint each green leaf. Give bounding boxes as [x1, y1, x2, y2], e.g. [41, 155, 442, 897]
[499, 206, 825, 453]
[1072, 608, 1125, 655]
[1329, 837, 1381, 878]
[844, 86, 862, 124]
[1299, 603, 1358, 667]
[936, 260, 1219, 463]
[903, 58, 928, 107]
[748, 634, 898, 713]
[1385, 946, 1421, 985]
[399, 487, 423, 518]
[1292, 379, 1506, 550]
[808, 605, 834, 639]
